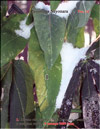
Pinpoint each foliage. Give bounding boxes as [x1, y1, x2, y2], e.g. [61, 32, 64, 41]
[1, 1, 100, 129]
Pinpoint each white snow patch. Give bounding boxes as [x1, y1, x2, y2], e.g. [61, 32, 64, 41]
[56, 42, 89, 109]
[35, 2, 50, 12]
[94, 60, 100, 65]
[20, 56, 24, 60]
[55, 1, 79, 19]
[15, 16, 34, 39]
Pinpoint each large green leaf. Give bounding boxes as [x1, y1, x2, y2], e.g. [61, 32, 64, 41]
[50, 1, 60, 11]
[29, 28, 62, 126]
[33, 8, 66, 69]
[1, 14, 29, 67]
[10, 60, 34, 128]
[1, 64, 12, 128]
[21, 61, 34, 115]
[77, 1, 95, 27]
[66, 1, 95, 46]
[90, 4, 100, 36]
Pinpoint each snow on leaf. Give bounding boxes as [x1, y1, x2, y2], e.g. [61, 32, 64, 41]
[35, 1, 79, 19]
[15, 16, 34, 39]
[55, 1, 79, 19]
[35, 2, 50, 12]
[1, 14, 29, 67]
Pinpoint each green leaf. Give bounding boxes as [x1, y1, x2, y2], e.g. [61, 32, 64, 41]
[21, 61, 34, 115]
[75, 27, 85, 48]
[90, 4, 100, 36]
[50, 1, 60, 11]
[1, 0, 7, 7]
[66, 1, 95, 46]
[33, 8, 66, 69]
[35, 105, 43, 128]
[10, 60, 34, 128]
[1, 14, 29, 67]
[1, 1, 7, 27]
[0, 62, 11, 81]
[29, 28, 47, 109]
[1, 64, 12, 128]
[90, 4, 99, 20]
[93, 18, 100, 37]
[29, 28, 62, 126]
[26, 12, 33, 25]
[66, 23, 85, 47]
[71, 109, 82, 113]
[77, 1, 95, 27]
[1, 1, 7, 14]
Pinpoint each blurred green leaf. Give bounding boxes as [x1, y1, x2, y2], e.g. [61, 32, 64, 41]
[26, 12, 33, 25]
[21, 61, 34, 115]
[10, 60, 34, 128]
[0, 62, 11, 81]
[71, 109, 82, 113]
[93, 18, 100, 37]
[90, 4, 100, 36]
[1, 14, 29, 67]
[91, 4, 99, 20]
[1, 1, 7, 27]
[1, 0, 7, 7]
[29, 28, 62, 126]
[77, 1, 95, 27]
[6, 123, 10, 128]
[1, 64, 12, 128]
[75, 27, 85, 48]
[35, 105, 43, 128]
[66, 1, 95, 46]
[50, 1, 60, 11]
[33, 8, 66, 69]
[66, 23, 85, 47]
